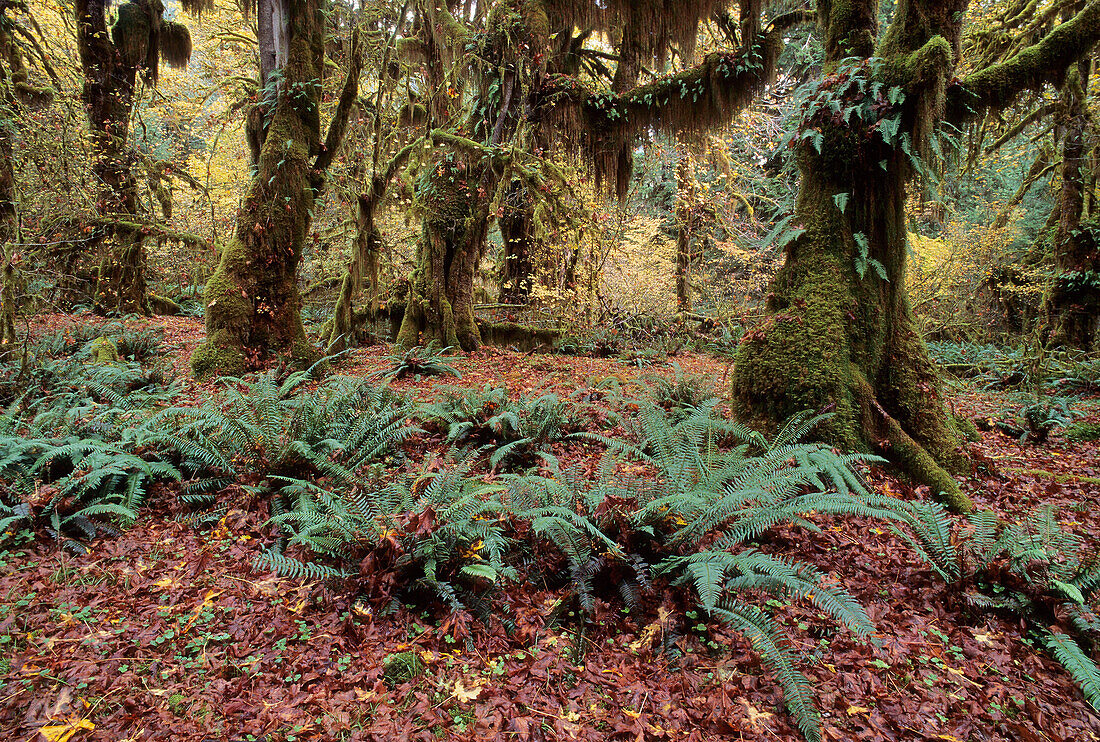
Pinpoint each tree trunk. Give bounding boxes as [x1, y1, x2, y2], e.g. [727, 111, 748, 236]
[674, 156, 696, 314]
[321, 191, 384, 353]
[733, 150, 972, 511]
[1045, 61, 1100, 350]
[75, 0, 149, 315]
[733, 0, 975, 512]
[0, 36, 20, 351]
[498, 183, 534, 305]
[190, 0, 322, 378]
[396, 160, 484, 350]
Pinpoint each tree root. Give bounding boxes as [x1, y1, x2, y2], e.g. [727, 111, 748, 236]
[854, 373, 974, 513]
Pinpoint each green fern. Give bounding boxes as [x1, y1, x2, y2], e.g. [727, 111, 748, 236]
[1043, 631, 1100, 711]
[378, 342, 462, 380]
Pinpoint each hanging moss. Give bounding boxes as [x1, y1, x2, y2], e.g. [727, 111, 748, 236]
[160, 22, 192, 69]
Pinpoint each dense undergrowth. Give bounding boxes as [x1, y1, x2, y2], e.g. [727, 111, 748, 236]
[1, 323, 1099, 741]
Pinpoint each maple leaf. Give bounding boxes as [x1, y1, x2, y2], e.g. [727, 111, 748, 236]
[453, 679, 483, 703]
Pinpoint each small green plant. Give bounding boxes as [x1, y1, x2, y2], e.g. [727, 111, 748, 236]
[1065, 421, 1100, 442]
[379, 343, 462, 380]
[255, 453, 513, 609]
[143, 369, 416, 494]
[419, 385, 579, 468]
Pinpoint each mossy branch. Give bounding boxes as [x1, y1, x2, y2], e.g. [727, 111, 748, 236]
[947, 0, 1100, 123]
[314, 27, 363, 174]
[87, 216, 209, 248]
[985, 102, 1056, 155]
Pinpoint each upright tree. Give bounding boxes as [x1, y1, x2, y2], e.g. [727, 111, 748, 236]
[1044, 55, 1100, 350]
[75, 0, 194, 314]
[732, 0, 1100, 511]
[190, 0, 363, 377]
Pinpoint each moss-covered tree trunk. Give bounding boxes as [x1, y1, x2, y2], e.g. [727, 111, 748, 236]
[734, 151, 972, 510]
[76, 0, 191, 315]
[735, 0, 1100, 511]
[499, 184, 535, 305]
[75, 0, 146, 314]
[0, 41, 19, 352]
[734, 0, 957, 506]
[1046, 62, 1100, 350]
[191, 0, 324, 377]
[396, 160, 485, 350]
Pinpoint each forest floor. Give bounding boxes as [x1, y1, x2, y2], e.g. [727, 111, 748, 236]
[1, 314, 1100, 742]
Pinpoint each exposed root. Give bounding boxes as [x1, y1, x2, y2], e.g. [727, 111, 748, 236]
[855, 373, 974, 513]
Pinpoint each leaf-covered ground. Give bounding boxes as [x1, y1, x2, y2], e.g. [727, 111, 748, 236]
[2, 315, 1099, 742]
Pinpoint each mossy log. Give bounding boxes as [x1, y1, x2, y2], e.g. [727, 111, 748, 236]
[476, 319, 561, 351]
[148, 293, 181, 315]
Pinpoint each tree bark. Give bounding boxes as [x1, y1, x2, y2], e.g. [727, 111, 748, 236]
[1045, 61, 1100, 349]
[734, 0, 977, 511]
[191, 0, 324, 378]
[396, 158, 485, 350]
[498, 182, 535, 305]
[75, 0, 148, 315]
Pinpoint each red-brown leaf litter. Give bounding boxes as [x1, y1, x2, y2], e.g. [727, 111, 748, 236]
[1, 315, 1098, 742]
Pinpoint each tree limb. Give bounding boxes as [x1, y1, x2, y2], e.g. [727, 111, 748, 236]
[947, 1, 1100, 123]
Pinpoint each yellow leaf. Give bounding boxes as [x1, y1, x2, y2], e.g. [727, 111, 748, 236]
[846, 706, 870, 715]
[38, 718, 94, 742]
[182, 589, 223, 633]
[739, 699, 774, 728]
[453, 679, 483, 703]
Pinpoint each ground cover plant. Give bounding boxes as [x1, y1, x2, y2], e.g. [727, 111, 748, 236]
[0, 315, 1097, 742]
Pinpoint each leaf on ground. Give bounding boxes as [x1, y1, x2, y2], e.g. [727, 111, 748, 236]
[38, 718, 94, 742]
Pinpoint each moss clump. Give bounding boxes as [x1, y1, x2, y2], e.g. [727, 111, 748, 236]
[90, 336, 120, 364]
[954, 415, 982, 443]
[190, 328, 245, 380]
[1065, 422, 1100, 442]
[382, 651, 425, 687]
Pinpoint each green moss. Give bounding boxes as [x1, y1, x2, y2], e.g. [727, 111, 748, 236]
[954, 415, 982, 443]
[476, 320, 561, 351]
[190, 328, 245, 380]
[382, 651, 425, 687]
[149, 294, 182, 316]
[90, 336, 120, 364]
[881, 412, 973, 512]
[1065, 422, 1100, 442]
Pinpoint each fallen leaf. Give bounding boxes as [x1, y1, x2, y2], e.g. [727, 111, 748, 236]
[740, 699, 774, 728]
[453, 679, 483, 703]
[38, 718, 94, 742]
